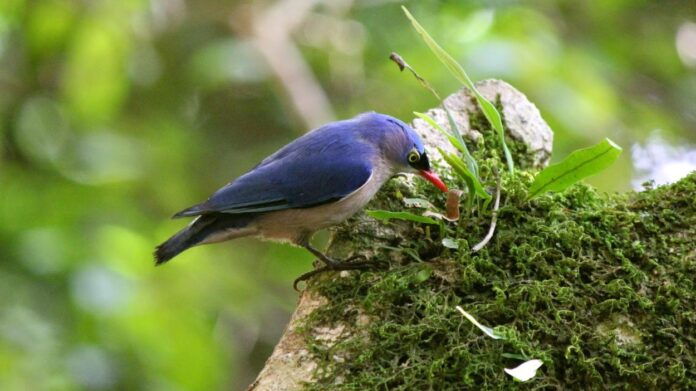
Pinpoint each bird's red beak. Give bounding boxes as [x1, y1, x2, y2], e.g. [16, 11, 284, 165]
[419, 170, 448, 192]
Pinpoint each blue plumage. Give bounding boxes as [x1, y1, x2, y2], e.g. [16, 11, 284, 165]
[175, 113, 418, 216]
[155, 112, 447, 285]
[175, 120, 376, 215]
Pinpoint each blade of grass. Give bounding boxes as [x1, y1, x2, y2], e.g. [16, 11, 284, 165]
[443, 107, 478, 176]
[439, 148, 491, 200]
[415, 111, 479, 177]
[528, 138, 622, 199]
[402, 6, 514, 173]
[402, 6, 476, 89]
[414, 112, 465, 153]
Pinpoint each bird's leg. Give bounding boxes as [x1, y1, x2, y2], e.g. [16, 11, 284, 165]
[303, 243, 358, 267]
[293, 244, 383, 291]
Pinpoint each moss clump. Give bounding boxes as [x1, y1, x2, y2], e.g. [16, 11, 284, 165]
[300, 158, 696, 389]
[467, 95, 538, 171]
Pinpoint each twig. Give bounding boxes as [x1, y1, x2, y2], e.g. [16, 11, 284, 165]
[389, 51, 477, 175]
[471, 174, 502, 252]
[389, 52, 441, 101]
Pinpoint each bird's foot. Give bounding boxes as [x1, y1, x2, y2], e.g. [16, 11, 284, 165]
[293, 255, 383, 291]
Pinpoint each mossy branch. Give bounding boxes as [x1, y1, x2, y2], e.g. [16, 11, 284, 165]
[249, 80, 695, 390]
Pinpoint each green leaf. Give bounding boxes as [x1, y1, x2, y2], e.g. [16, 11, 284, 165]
[402, 6, 514, 173]
[528, 138, 623, 199]
[365, 210, 440, 225]
[414, 111, 479, 177]
[402, 6, 476, 91]
[438, 148, 491, 200]
[414, 112, 465, 153]
[443, 107, 479, 177]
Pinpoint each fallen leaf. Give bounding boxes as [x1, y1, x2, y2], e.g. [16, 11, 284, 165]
[455, 305, 502, 339]
[423, 211, 457, 222]
[504, 359, 543, 382]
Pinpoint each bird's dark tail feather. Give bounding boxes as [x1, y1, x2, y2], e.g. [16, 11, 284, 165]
[154, 213, 256, 265]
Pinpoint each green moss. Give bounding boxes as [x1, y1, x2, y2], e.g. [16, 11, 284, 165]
[297, 104, 696, 389]
[467, 95, 537, 171]
[301, 171, 696, 390]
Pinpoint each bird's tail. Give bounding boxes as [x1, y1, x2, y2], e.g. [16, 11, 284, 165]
[154, 213, 256, 265]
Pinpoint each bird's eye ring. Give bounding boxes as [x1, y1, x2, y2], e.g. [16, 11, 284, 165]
[408, 150, 420, 163]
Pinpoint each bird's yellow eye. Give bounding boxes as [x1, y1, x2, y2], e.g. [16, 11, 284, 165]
[408, 150, 420, 163]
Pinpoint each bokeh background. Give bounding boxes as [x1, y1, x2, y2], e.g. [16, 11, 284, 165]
[1, 0, 695, 389]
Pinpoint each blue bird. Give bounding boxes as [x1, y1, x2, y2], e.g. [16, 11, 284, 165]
[154, 112, 448, 286]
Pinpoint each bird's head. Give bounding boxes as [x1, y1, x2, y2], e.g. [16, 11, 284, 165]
[357, 113, 448, 193]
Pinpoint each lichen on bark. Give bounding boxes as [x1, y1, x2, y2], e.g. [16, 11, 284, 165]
[250, 80, 695, 390]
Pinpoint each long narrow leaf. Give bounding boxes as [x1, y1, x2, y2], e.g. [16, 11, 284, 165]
[528, 138, 622, 199]
[439, 148, 491, 200]
[402, 6, 514, 173]
[443, 107, 479, 176]
[476, 95, 514, 173]
[366, 210, 439, 225]
[402, 6, 476, 90]
[414, 111, 479, 177]
[414, 112, 465, 152]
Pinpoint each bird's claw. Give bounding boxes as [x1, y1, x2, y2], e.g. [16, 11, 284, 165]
[341, 254, 367, 264]
[292, 255, 382, 292]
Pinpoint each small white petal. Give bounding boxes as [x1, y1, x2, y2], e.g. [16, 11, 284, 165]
[442, 238, 459, 249]
[455, 306, 501, 339]
[504, 359, 543, 382]
[423, 211, 458, 222]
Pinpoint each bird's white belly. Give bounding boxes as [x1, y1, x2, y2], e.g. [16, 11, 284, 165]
[253, 168, 391, 244]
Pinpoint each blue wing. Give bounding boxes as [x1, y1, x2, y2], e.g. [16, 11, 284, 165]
[174, 124, 375, 217]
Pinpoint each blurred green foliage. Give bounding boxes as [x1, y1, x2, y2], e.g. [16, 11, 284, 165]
[0, 0, 694, 389]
